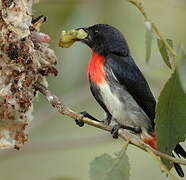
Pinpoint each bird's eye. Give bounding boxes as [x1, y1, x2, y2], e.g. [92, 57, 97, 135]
[93, 30, 99, 35]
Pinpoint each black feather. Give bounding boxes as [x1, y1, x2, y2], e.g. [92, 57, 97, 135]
[174, 144, 186, 158]
[105, 53, 156, 128]
[172, 153, 184, 177]
[174, 163, 184, 177]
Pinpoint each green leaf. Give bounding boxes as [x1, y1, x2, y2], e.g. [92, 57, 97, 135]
[145, 21, 153, 63]
[89, 149, 130, 180]
[157, 39, 173, 68]
[155, 70, 186, 168]
[177, 49, 186, 93]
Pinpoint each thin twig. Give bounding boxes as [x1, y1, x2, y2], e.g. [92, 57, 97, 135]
[35, 82, 186, 166]
[128, 0, 177, 69]
[32, 86, 89, 129]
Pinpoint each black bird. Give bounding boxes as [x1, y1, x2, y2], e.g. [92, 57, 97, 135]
[71, 24, 186, 177]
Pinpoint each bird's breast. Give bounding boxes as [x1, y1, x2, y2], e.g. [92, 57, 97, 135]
[99, 82, 124, 118]
[87, 51, 106, 84]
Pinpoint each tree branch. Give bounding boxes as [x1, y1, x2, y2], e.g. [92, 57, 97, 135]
[35, 82, 186, 166]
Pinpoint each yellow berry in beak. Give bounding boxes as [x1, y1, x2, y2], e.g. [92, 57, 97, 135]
[59, 29, 88, 48]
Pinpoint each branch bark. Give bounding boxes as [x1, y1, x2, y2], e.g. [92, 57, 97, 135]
[35, 82, 186, 166]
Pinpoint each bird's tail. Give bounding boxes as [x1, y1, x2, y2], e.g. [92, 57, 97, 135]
[141, 133, 185, 177]
[172, 144, 186, 177]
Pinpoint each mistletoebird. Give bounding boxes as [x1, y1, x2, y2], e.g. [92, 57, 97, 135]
[60, 24, 186, 177]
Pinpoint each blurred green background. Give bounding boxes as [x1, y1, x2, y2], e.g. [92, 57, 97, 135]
[1, 0, 186, 179]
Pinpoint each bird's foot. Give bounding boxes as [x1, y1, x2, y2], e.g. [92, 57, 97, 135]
[111, 124, 141, 139]
[75, 119, 84, 127]
[75, 111, 100, 127]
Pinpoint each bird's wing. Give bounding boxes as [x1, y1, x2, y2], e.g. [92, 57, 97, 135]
[106, 53, 156, 125]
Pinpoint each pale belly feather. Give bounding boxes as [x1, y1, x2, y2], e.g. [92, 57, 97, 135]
[99, 82, 151, 131]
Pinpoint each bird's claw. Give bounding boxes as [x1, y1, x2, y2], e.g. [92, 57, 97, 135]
[75, 111, 99, 127]
[75, 119, 84, 127]
[111, 124, 120, 139]
[80, 111, 98, 120]
[111, 124, 141, 139]
[133, 126, 142, 134]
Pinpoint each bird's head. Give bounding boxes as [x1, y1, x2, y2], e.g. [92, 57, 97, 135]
[59, 24, 130, 56]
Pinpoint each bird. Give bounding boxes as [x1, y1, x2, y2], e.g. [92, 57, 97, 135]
[70, 24, 185, 177]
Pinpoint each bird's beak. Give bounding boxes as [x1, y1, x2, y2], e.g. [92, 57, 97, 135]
[59, 28, 88, 48]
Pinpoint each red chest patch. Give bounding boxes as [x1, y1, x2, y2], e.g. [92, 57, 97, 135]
[87, 51, 106, 84]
